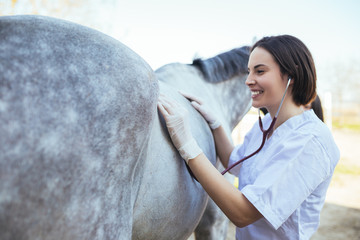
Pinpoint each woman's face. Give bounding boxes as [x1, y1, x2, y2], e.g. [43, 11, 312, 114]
[246, 47, 290, 115]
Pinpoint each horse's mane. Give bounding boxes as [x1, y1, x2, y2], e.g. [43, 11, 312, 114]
[192, 46, 250, 83]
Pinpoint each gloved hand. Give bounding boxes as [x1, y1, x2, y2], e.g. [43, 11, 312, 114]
[179, 91, 221, 130]
[158, 94, 203, 164]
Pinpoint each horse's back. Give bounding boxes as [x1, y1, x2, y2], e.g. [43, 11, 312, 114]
[0, 15, 158, 240]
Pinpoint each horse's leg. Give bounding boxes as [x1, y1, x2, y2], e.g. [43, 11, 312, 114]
[195, 199, 229, 240]
[194, 163, 234, 240]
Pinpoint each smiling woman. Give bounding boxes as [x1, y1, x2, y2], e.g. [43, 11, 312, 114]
[158, 35, 340, 240]
[246, 47, 288, 113]
[247, 35, 317, 118]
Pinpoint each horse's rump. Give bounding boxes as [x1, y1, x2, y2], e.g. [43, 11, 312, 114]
[0, 15, 158, 239]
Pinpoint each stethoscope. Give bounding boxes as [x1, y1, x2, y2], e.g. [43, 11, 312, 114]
[221, 77, 292, 175]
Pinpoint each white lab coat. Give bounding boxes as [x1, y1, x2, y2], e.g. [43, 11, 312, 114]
[229, 110, 340, 240]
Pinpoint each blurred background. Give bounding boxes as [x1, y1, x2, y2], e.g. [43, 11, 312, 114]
[1, 0, 359, 239]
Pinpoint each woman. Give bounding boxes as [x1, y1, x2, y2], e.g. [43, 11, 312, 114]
[158, 35, 339, 239]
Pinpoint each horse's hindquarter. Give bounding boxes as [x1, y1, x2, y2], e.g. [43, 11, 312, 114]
[0, 15, 158, 240]
[132, 81, 216, 240]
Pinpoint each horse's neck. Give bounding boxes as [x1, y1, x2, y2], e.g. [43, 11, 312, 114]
[209, 75, 251, 131]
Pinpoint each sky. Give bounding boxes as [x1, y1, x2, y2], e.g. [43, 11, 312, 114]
[2, 0, 360, 96]
[113, 0, 360, 102]
[112, 0, 360, 70]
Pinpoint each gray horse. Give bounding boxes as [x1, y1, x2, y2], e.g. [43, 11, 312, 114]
[0, 15, 251, 240]
[155, 46, 251, 240]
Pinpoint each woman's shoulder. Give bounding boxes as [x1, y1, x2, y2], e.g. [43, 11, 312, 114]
[297, 110, 332, 138]
[290, 110, 340, 162]
[284, 110, 327, 135]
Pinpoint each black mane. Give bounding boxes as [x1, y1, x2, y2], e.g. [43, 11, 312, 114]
[192, 46, 250, 83]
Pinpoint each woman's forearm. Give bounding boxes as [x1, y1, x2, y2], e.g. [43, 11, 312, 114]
[188, 153, 262, 227]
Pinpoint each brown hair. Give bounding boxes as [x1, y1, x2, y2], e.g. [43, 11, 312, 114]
[251, 35, 317, 106]
[311, 95, 324, 122]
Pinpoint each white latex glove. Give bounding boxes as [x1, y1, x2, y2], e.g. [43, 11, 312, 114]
[158, 94, 202, 164]
[179, 91, 221, 130]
